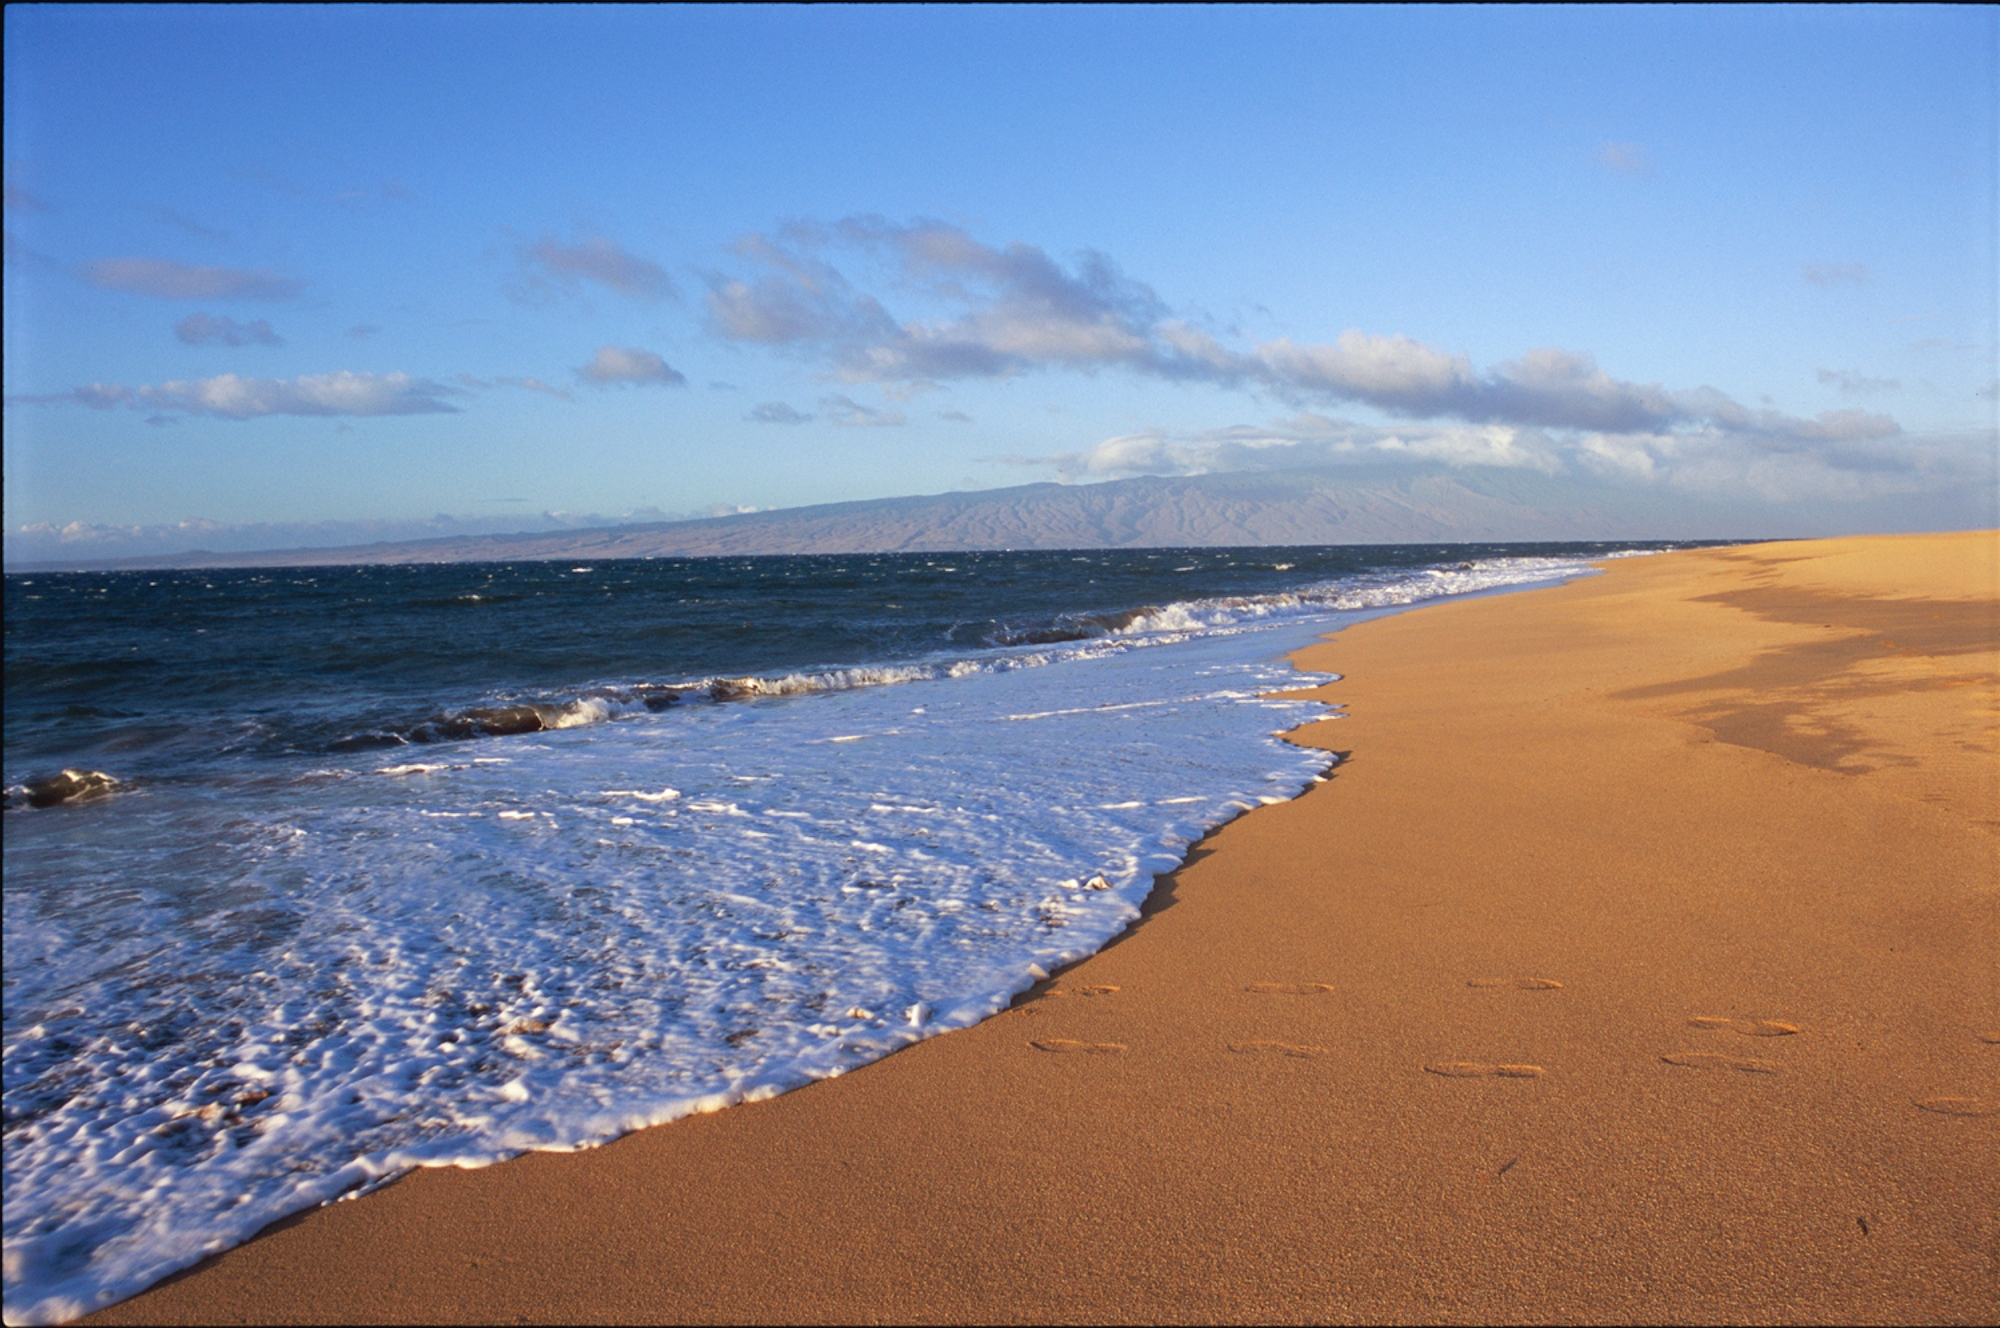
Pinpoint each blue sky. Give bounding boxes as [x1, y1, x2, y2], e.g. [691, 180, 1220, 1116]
[5, 4, 1995, 558]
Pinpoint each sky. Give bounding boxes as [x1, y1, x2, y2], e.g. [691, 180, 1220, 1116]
[4, 4, 1996, 560]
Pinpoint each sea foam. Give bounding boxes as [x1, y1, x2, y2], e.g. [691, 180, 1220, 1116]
[2, 552, 1611, 1324]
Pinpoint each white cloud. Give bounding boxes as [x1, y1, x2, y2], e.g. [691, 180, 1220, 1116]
[575, 345, 687, 387]
[13, 371, 460, 419]
[84, 257, 302, 301]
[748, 401, 812, 424]
[1816, 368, 1901, 394]
[174, 312, 283, 347]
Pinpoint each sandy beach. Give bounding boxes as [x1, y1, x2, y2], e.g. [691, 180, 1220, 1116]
[86, 532, 1998, 1325]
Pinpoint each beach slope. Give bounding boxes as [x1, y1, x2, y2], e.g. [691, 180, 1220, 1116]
[90, 531, 1998, 1325]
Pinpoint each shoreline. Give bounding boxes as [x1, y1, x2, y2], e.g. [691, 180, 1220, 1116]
[83, 531, 2000, 1324]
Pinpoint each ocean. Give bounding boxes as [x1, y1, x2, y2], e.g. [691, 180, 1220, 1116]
[2, 542, 1674, 1322]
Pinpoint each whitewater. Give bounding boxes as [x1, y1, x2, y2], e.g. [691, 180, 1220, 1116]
[2, 545, 1666, 1323]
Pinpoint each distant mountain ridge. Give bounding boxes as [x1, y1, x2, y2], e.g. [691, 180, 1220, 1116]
[8, 465, 1780, 570]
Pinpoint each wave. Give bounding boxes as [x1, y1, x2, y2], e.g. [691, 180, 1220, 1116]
[321, 553, 1615, 755]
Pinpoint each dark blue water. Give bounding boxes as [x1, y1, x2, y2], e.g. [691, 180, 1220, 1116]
[3, 542, 1676, 787]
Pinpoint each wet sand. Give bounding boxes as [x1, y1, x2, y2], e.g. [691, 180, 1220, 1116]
[90, 532, 1998, 1325]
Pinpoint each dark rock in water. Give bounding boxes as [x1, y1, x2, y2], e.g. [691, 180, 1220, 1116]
[411, 703, 552, 743]
[24, 769, 121, 808]
[638, 686, 683, 711]
[462, 705, 547, 737]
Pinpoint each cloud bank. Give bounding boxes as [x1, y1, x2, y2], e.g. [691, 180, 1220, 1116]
[6, 506, 736, 565]
[1021, 412, 1991, 512]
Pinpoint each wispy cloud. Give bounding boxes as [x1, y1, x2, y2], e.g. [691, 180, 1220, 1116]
[501, 376, 572, 401]
[748, 401, 812, 424]
[4, 182, 49, 213]
[1816, 368, 1900, 394]
[706, 217, 1163, 384]
[347, 324, 382, 338]
[1596, 141, 1653, 176]
[174, 312, 283, 347]
[336, 181, 415, 208]
[155, 208, 228, 241]
[819, 393, 905, 427]
[703, 218, 1890, 450]
[10, 371, 460, 419]
[1802, 262, 1869, 288]
[243, 168, 415, 212]
[457, 373, 575, 402]
[575, 345, 687, 387]
[520, 233, 677, 302]
[85, 257, 302, 301]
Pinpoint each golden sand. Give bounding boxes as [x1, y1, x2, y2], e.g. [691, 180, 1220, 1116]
[90, 532, 1999, 1324]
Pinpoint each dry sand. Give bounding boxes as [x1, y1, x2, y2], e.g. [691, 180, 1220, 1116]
[89, 532, 1999, 1325]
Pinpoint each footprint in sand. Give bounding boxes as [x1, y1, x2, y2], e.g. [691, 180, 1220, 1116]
[1916, 1097, 1998, 1118]
[1688, 1016, 1801, 1038]
[1424, 1062, 1546, 1079]
[1661, 1051, 1780, 1074]
[1246, 982, 1336, 995]
[1467, 978, 1564, 990]
[1030, 1039, 1126, 1055]
[1228, 1040, 1328, 1057]
[1048, 985, 1121, 998]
